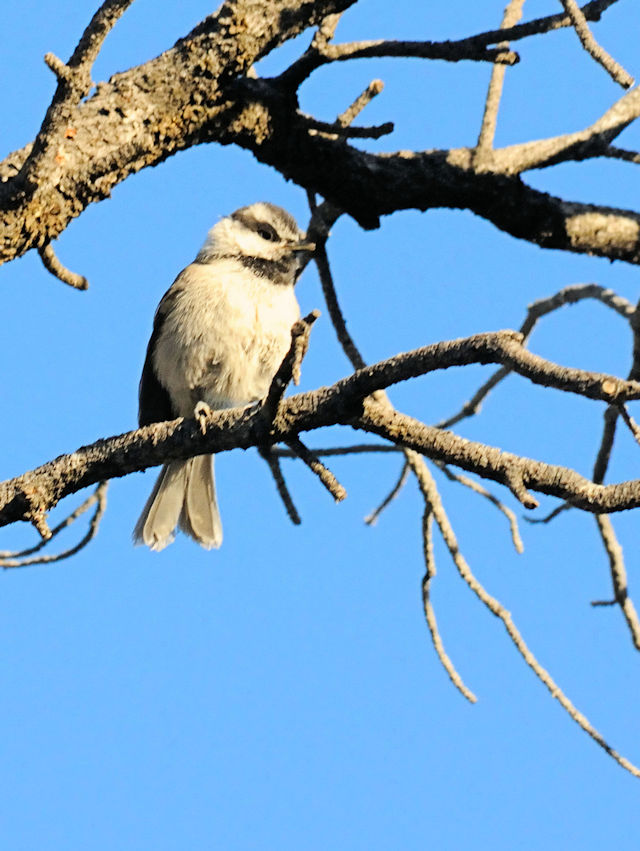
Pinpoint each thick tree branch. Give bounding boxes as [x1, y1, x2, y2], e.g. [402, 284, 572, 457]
[0, 0, 356, 262]
[2, 0, 639, 269]
[4, 330, 640, 529]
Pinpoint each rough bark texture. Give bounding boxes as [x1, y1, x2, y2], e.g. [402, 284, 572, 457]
[2, 0, 640, 265]
[2, 330, 640, 530]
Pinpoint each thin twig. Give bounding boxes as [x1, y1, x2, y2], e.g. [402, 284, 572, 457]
[438, 464, 524, 553]
[258, 312, 320, 525]
[593, 405, 620, 484]
[337, 80, 385, 127]
[407, 451, 640, 779]
[278, 1, 618, 89]
[260, 448, 301, 526]
[1, 482, 108, 569]
[274, 443, 402, 459]
[67, 0, 135, 70]
[594, 515, 640, 651]
[365, 460, 410, 526]
[483, 85, 640, 175]
[319, 39, 517, 66]
[464, 1, 620, 47]
[439, 283, 635, 430]
[522, 283, 635, 329]
[303, 115, 394, 140]
[504, 469, 539, 510]
[262, 310, 320, 422]
[436, 367, 510, 429]
[284, 436, 347, 502]
[313, 240, 366, 370]
[524, 503, 572, 524]
[560, 0, 633, 88]
[605, 146, 640, 164]
[589, 300, 640, 650]
[421, 507, 478, 703]
[38, 243, 89, 290]
[0, 482, 105, 559]
[278, 34, 515, 89]
[618, 404, 640, 446]
[311, 12, 342, 49]
[475, 0, 527, 162]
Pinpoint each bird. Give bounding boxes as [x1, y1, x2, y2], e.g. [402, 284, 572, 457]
[133, 202, 315, 551]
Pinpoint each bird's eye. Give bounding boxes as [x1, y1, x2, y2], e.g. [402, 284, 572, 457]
[258, 225, 278, 242]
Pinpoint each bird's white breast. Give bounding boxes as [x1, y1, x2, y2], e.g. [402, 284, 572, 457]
[153, 260, 300, 415]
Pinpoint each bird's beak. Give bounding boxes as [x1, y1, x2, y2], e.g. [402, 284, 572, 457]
[293, 240, 316, 254]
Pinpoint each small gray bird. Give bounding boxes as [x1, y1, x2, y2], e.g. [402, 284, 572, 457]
[133, 202, 314, 551]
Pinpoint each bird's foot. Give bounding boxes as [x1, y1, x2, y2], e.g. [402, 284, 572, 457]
[194, 401, 213, 436]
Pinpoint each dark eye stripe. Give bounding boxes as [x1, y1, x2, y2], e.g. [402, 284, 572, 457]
[231, 206, 300, 243]
[257, 223, 279, 242]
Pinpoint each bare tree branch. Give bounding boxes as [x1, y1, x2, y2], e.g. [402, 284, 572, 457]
[0, 482, 108, 569]
[437, 464, 524, 554]
[442, 1, 622, 52]
[365, 460, 410, 526]
[2, 0, 639, 270]
[38, 242, 89, 290]
[5, 331, 640, 530]
[260, 448, 302, 526]
[474, 0, 526, 164]
[278, 0, 622, 90]
[420, 506, 478, 704]
[408, 454, 640, 779]
[560, 0, 633, 88]
[439, 283, 635, 431]
[594, 514, 640, 651]
[470, 86, 640, 175]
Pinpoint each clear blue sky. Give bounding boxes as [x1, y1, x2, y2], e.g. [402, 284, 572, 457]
[2, 1, 640, 848]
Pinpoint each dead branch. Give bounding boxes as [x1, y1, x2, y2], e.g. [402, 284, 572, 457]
[5, 331, 640, 530]
[365, 460, 410, 526]
[284, 436, 347, 503]
[594, 514, 640, 651]
[2, 0, 640, 270]
[437, 465, 524, 554]
[257, 311, 320, 523]
[38, 242, 89, 290]
[474, 0, 526, 165]
[260, 448, 302, 526]
[408, 453, 640, 779]
[439, 283, 635, 431]
[420, 506, 478, 704]
[560, 0, 633, 88]
[0, 482, 108, 569]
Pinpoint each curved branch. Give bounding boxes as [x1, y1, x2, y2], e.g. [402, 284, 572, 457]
[560, 0, 633, 88]
[3, 330, 640, 529]
[1, 0, 639, 268]
[0, 0, 355, 262]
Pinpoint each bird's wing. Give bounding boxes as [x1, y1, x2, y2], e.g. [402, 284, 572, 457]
[138, 285, 180, 427]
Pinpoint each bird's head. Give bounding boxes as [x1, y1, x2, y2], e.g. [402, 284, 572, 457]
[196, 202, 315, 279]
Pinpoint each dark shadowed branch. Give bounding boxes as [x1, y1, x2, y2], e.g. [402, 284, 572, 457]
[2, 0, 640, 268]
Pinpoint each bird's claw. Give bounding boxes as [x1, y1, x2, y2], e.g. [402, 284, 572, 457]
[194, 401, 213, 436]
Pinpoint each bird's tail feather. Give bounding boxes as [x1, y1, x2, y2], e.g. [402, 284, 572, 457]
[133, 455, 222, 551]
[179, 455, 223, 549]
